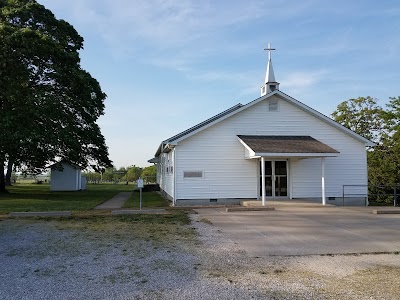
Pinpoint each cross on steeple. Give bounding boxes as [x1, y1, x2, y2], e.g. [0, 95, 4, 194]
[260, 42, 280, 96]
[264, 42, 276, 61]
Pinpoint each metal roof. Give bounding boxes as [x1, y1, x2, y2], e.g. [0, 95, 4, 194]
[152, 90, 374, 158]
[165, 103, 244, 143]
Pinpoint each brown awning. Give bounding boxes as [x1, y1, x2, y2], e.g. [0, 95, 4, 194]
[237, 135, 339, 157]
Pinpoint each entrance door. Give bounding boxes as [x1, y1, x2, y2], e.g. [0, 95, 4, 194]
[260, 160, 288, 198]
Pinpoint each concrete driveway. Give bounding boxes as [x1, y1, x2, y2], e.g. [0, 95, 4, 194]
[194, 206, 400, 256]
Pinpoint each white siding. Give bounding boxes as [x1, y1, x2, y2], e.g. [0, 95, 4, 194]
[173, 96, 368, 200]
[50, 163, 81, 191]
[158, 150, 175, 198]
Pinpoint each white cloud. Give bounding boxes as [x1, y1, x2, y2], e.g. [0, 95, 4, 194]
[282, 70, 328, 90]
[42, 0, 318, 51]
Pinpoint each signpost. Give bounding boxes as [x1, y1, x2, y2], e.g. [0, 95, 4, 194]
[137, 177, 144, 210]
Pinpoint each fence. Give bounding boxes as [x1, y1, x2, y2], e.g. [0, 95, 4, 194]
[368, 185, 399, 207]
[343, 184, 399, 207]
[342, 185, 368, 206]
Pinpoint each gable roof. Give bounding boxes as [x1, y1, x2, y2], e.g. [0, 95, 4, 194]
[155, 90, 374, 156]
[49, 160, 81, 171]
[154, 104, 243, 156]
[238, 135, 339, 155]
[166, 103, 244, 143]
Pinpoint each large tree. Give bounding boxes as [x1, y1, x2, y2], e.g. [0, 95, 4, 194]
[125, 165, 143, 182]
[141, 165, 156, 183]
[331, 96, 384, 142]
[332, 96, 400, 202]
[0, 0, 112, 192]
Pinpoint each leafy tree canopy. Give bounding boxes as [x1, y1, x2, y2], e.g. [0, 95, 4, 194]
[124, 165, 143, 182]
[332, 96, 400, 192]
[331, 96, 384, 142]
[0, 0, 112, 191]
[141, 165, 156, 182]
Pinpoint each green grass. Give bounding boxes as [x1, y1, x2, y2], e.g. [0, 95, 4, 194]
[0, 183, 133, 213]
[123, 191, 169, 209]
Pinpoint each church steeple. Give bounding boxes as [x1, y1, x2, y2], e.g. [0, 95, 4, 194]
[261, 42, 280, 96]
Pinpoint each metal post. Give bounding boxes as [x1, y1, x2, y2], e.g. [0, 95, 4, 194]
[261, 157, 266, 206]
[342, 185, 345, 207]
[321, 157, 326, 206]
[137, 177, 144, 210]
[394, 186, 397, 207]
[140, 187, 142, 210]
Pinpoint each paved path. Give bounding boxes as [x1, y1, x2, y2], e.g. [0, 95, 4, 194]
[10, 211, 72, 217]
[195, 206, 400, 256]
[94, 192, 132, 210]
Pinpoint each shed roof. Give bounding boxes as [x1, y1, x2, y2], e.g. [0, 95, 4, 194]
[237, 135, 339, 154]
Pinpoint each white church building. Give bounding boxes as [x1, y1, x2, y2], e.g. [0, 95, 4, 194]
[149, 45, 373, 206]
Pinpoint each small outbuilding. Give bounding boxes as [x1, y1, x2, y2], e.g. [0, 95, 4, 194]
[50, 161, 85, 191]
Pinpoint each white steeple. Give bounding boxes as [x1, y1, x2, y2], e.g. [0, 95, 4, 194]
[261, 42, 280, 96]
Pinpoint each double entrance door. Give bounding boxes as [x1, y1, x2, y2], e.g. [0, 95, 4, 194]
[260, 160, 288, 198]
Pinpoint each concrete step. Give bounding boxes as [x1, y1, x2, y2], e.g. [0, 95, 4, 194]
[373, 209, 400, 214]
[111, 209, 167, 215]
[226, 207, 275, 212]
[240, 200, 334, 207]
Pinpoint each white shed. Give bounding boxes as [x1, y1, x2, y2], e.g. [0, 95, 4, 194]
[50, 162, 83, 192]
[149, 46, 374, 206]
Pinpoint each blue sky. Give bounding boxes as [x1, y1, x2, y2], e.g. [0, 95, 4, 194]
[40, 0, 400, 168]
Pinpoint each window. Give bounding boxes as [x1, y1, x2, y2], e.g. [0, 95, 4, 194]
[268, 100, 278, 111]
[270, 85, 276, 91]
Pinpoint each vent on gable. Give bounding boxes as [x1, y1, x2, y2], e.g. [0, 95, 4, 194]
[268, 100, 278, 111]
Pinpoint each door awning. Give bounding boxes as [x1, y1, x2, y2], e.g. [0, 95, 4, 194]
[237, 135, 339, 158]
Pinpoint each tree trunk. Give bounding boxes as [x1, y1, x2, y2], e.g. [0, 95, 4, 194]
[5, 160, 13, 186]
[0, 161, 7, 193]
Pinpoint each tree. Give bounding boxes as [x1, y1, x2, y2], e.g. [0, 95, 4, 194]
[332, 96, 400, 203]
[331, 96, 384, 142]
[141, 165, 156, 183]
[83, 171, 101, 183]
[125, 165, 142, 182]
[102, 167, 116, 182]
[377, 96, 400, 185]
[0, 0, 112, 192]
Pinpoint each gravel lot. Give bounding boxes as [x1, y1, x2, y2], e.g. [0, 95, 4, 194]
[0, 214, 399, 299]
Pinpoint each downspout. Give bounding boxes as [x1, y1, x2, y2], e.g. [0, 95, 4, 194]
[173, 148, 177, 206]
[321, 157, 326, 205]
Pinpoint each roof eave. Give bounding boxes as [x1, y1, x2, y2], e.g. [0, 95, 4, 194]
[252, 152, 339, 158]
[154, 89, 375, 151]
[273, 91, 375, 146]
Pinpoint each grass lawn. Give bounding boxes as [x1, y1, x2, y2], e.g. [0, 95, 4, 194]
[123, 190, 169, 209]
[0, 183, 134, 213]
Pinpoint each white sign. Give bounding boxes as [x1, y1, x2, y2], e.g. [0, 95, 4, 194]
[137, 178, 144, 188]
